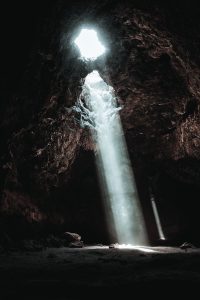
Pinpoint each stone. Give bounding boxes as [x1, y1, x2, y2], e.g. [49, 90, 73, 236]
[68, 241, 84, 248]
[63, 232, 81, 243]
[109, 244, 116, 249]
[180, 242, 196, 251]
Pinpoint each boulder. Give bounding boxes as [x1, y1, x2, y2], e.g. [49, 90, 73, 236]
[180, 242, 196, 251]
[63, 232, 81, 243]
[69, 241, 84, 248]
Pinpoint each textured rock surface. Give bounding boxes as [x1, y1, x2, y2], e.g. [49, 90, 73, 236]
[1, 0, 200, 243]
[1, 246, 200, 296]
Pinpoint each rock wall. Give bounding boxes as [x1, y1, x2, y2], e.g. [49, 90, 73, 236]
[1, 0, 200, 244]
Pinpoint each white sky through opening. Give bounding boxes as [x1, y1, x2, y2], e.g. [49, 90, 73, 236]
[74, 29, 106, 60]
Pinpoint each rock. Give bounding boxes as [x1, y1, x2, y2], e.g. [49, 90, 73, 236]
[68, 241, 84, 248]
[2, 1, 200, 246]
[20, 239, 44, 251]
[63, 232, 81, 243]
[109, 244, 116, 249]
[180, 242, 196, 251]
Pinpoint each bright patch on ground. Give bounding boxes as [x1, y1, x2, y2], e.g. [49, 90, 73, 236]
[117, 244, 156, 253]
[74, 29, 106, 60]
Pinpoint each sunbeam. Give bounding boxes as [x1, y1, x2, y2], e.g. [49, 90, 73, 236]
[74, 70, 148, 245]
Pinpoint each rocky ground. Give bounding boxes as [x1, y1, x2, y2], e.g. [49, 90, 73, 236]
[1, 245, 200, 298]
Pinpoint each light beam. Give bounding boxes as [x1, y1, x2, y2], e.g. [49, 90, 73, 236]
[73, 28, 148, 245]
[74, 70, 148, 245]
[150, 192, 166, 240]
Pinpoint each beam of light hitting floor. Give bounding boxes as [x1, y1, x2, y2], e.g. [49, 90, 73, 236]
[74, 29, 106, 60]
[74, 70, 148, 245]
[150, 192, 165, 240]
[117, 244, 156, 253]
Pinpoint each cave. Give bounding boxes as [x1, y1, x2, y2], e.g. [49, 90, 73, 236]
[1, 0, 200, 296]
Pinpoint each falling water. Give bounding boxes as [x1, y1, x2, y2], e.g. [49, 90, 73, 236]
[74, 70, 148, 245]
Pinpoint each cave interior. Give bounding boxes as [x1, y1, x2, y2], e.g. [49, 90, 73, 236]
[1, 0, 200, 293]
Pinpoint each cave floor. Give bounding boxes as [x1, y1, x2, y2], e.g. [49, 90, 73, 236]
[1, 246, 200, 298]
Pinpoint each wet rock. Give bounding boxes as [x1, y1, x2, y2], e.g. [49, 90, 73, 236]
[109, 244, 117, 249]
[68, 241, 84, 248]
[63, 232, 81, 243]
[180, 242, 196, 251]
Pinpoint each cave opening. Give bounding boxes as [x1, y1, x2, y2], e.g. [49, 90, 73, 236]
[74, 28, 106, 60]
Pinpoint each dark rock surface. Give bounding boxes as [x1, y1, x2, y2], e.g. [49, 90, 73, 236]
[64, 231, 81, 242]
[0, 246, 200, 298]
[180, 242, 196, 251]
[1, 0, 200, 244]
